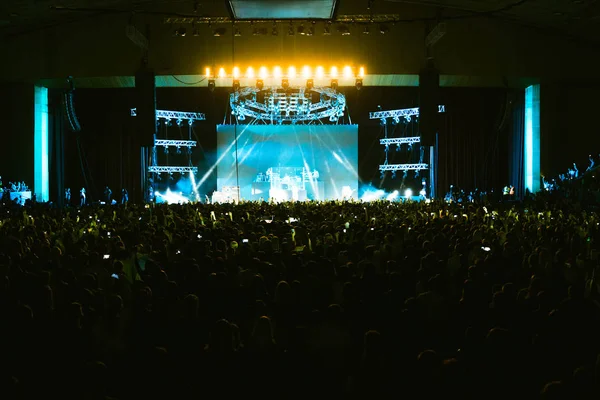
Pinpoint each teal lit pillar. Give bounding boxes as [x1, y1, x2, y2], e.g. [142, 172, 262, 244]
[525, 84, 541, 193]
[34, 86, 49, 202]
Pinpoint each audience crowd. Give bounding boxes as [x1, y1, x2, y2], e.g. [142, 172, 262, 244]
[1, 198, 600, 399]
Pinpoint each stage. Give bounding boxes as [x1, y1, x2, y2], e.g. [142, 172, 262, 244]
[215, 124, 360, 202]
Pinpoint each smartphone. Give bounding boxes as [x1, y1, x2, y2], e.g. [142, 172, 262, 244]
[243, 239, 249, 243]
[103, 254, 110, 260]
[343, 229, 347, 233]
[197, 234, 202, 239]
[371, 228, 374, 231]
[482, 246, 491, 252]
[107, 232, 111, 236]
[176, 250, 181, 255]
[111, 273, 119, 279]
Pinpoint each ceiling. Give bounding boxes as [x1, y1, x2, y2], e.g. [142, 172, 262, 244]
[1, 0, 599, 42]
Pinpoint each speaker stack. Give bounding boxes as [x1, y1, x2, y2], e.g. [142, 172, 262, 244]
[419, 67, 440, 147]
[135, 67, 157, 147]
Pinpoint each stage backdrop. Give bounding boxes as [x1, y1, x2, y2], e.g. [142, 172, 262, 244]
[216, 124, 359, 201]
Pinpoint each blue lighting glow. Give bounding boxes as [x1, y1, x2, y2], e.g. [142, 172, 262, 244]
[34, 86, 49, 202]
[217, 125, 358, 201]
[524, 85, 541, 193]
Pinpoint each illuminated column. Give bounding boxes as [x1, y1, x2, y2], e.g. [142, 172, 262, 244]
[34, 86, 49, 202]
[525, 85, 541, 193]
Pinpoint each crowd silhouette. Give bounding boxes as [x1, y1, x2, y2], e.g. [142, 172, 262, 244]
[0, 198, 599, 399]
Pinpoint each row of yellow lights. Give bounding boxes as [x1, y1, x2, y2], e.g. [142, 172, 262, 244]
[206, 66, 365, 80]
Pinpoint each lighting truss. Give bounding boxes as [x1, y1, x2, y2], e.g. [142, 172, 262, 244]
[155, 139, 197, 148]
[164, 14, 402, 24]
[230, 86, 345, 124]
[379, 163, 428, 171]
[148, 166, 198, 174]
[369, 105, 445, 120]
[380, 137, 420, 146]
[131, 108, 206, 123]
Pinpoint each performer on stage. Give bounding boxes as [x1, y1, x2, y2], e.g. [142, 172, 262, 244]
[80, 188, 86, 207]
[65, 188, 71, 205]
[121, 189, 128, 205]
[104, 186, 112, 204]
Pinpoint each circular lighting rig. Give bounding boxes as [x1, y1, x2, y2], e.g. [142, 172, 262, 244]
[230, 85, 346, 124]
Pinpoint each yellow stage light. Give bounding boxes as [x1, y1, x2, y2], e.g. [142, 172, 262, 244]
[343, 66, 352, 78]
[358, 66, 365, 78]
[205, 67, 211, 78]
[259, 66, 268, 79]
[315, 66, 324, 79]
[302, 66, 312, 79]
[246, 67, 255, 79]
[232, 67, 240, 79]
[218, 67, 226, 78]
[288, 66, 297, 79]
[273, 66, 282, 79]
[330, 66, 338, 78]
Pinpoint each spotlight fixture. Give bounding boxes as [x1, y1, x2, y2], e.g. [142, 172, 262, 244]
[297, 24, 306, 35]
[288, 23, 295, 36]
[234, 27, 241, 36]
[208, 79, 215, 92]
[306, 79, 314, 90]
[363, 25, 369, 34]
[213, 28, 226, 37]
[355, 78, 363, 90]
[272, 23, 278, 36]
[380, 25, 389, 34]
[193, 27, 200, 36]
[331, 79, 338, 90]
[179, 28, 187, 37]
[233, 79, 240, 91]
[307, 22, 315, 36]
[282, 79, 289, 90]
[323, 24, 331, 35]
[256, 79, 264, 90]
[337, 25, 350, 35]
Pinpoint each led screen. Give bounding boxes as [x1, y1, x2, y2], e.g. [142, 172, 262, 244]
[216, 124, 358, 201]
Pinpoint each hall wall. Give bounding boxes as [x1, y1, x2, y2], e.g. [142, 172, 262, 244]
[542, 84, 600, 178]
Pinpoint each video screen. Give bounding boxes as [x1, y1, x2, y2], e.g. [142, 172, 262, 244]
[216, 125, 358, 201]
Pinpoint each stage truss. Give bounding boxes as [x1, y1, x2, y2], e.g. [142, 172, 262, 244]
[230, 86, 346, 124]
[148, 166, 198, 174]
[369, 105, 445, 122]
[154, 139, 197, 148]
[131, 108, 206, 124]
[380, 137, 421, 146]
[372, 106, 437, 184]
[379, 163, 428, 171]
[130, 108, 205, 201]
